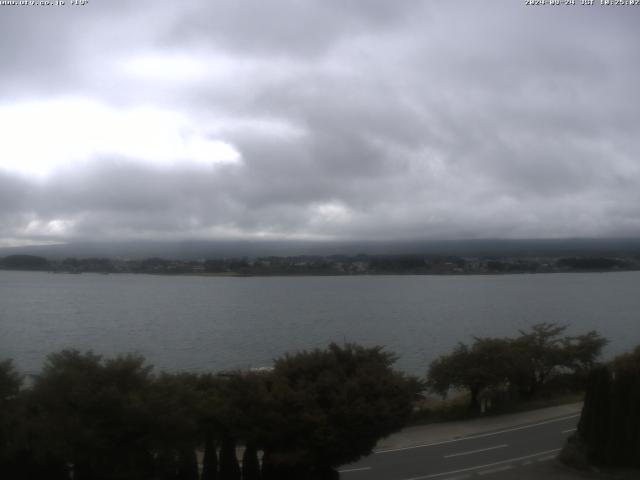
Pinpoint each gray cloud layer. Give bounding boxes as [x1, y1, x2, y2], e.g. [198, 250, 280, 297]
[1, 1, 639, 245]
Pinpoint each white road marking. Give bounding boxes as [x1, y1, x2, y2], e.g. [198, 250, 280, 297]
[536, 455, 557, 462]
[441, 475, 471, 480]
[478, 465, 514, 475]
[338, 466, 372, 473]
[400, 448, 561, 480]
[562, 428, 577, 434]
[443, 444, 508, 458]
[377, 414, 579, 454]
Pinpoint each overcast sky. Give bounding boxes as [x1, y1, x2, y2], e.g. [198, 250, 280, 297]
[0, 1, 639, 247]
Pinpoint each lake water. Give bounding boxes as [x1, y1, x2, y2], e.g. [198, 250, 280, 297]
[1, 270, 639, 376]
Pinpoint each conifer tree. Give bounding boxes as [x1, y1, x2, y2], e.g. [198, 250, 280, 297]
[201, 435, 218, 480]
[574, 346, 640, 467]
[219, 435, 241, 480]
[177, 447, 199, 480]
[241, 444, 260, 480]
[259, 451, 276, 480]
[577, 365, 611, 464]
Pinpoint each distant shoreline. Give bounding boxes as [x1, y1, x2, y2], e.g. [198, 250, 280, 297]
[1, 268, 639, 278]
[2, 252, 639, 277]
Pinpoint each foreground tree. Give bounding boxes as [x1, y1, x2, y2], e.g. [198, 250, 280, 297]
[512, 323, 571, 397]
[204, 372, 270, 480]
[513, 323, 608, 397]
[241, 444, 260, 480]
[29, 350, 156, 480]
[574, 366, 612, 464]
[0, 360, 23, 476]
[262, 343, 420, 477]
[201, 433, 219, 480]
[564, 346, 640, 468]
[147, 372, 202, 478]
[1, 343, 419, 479]
[427, 338, 517, 409]
[219, 435, 241, 480]
[427, 323, 608, 409]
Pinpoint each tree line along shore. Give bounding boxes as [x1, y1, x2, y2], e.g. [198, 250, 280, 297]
[2, 322, 637, 479]
[2, 253, 640, 276]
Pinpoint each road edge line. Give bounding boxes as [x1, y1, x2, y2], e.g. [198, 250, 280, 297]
[376, 414, 579, 454]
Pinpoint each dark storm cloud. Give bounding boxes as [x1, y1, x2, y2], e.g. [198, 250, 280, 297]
[1, 1, 639, 244]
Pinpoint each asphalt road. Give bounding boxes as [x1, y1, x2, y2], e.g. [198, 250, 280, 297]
[339, 413, 579, 480]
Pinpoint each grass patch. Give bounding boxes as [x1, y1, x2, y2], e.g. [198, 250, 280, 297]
[410, 391, 584, 426]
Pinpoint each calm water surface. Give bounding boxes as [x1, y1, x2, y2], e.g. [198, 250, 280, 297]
[1, 271, 639, 375]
